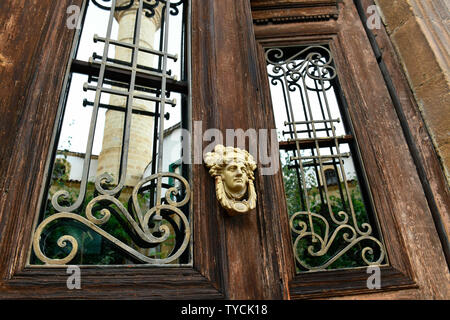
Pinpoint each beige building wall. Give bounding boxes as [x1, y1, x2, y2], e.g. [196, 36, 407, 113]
[375, 0, 450, 184]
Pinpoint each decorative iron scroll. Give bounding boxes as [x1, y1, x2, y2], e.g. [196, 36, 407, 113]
[92, 0, 184, 16]
[33, 173, 191, 265]
[266, 45, 386, 271]
[32, 0, 191, 265]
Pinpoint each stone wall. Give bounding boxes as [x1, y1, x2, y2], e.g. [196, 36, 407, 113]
[375, 0, 450, 184]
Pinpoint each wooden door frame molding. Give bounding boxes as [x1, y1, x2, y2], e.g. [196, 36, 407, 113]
[253, 0, 423, 299]
[191, 0, 291, 300]
[251, 0, 340, 24]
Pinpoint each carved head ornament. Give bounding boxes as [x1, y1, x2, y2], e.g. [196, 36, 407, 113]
[204, 145, 257, 216]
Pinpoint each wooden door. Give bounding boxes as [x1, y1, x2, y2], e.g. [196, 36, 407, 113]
[0, 0, 448, 300]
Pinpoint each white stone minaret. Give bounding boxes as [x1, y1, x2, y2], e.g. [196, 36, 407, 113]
[96, 1, 163, 187]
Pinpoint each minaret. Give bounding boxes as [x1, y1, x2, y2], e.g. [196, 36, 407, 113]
[96, 1, 162, 187]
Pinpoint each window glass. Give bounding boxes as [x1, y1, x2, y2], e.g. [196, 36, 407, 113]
[266, 45, 387, 272]
[29, 0, 191, 266]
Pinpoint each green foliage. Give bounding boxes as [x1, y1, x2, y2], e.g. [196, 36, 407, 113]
[32, 158, 137, 265]
[281, 156, 376, 272]
[33, 163, 183, 265]
[36, 182, 133, 265]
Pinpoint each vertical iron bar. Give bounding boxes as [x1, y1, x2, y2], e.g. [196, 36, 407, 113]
[282, 68, 317, 241]
[300, 81, 327, 210]
[313, 71, 347, 212]
[301, 72, 335, 231]
[282, 81, 307, 211]
[56, 0, 117, 212]
[319, 73, 363, 233]
[155, 0, 173, 219]
[96, 0, 145, 201]
[150, 3, 167, 208]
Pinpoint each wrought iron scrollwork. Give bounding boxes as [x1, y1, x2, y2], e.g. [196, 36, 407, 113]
[92, 0, 134, 11]
[34, 173, 191, 265]
[266, 45, 386, 271]
[92, 0, 184, 17]
[32, 0, 191, 266]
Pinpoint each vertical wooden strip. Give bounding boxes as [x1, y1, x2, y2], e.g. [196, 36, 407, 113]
[0, 0, 83, 278]
[192, 0, 289, 299]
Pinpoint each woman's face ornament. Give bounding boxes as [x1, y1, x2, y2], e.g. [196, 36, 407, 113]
[204, 145, 257, 216]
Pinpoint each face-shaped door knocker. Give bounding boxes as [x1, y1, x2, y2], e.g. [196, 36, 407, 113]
[204, 145, 257, 216]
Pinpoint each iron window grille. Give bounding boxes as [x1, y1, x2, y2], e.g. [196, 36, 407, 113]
[266, 44, 387, 272]
[28, 0, 192, 266]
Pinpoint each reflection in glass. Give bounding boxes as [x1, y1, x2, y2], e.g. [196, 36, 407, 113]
[266, 45, 387, 272]
[30, 0, 191, 266]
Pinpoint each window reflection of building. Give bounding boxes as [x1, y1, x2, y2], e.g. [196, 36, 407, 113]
[324, 168, 338, 186]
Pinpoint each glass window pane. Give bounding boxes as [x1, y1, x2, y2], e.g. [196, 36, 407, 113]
[266, 45, 387, 272]
[30, 0, 191, 266]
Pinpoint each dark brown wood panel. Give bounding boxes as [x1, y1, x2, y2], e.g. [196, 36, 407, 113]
[0, 0, 82, 282]
[0, 0, 59, 213]
[5, 268, 221, 299]
[360, 0, 450, 256]
[192, 0, 292, 299]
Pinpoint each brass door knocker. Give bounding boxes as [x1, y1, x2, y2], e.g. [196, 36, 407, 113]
[204, 145, 257, 216]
